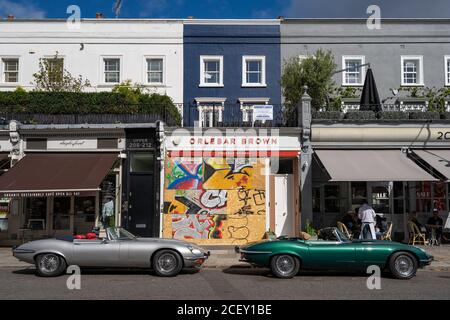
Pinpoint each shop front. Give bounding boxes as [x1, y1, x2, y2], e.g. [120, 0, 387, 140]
[311, 124, 450, 241]
[163, 128, 301, 245]
[0, 153, 120, 243]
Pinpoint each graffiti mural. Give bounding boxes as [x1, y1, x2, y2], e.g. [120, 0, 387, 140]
[165, 159, 203, 190]
[164, 157, 267, 244]
[172, 214, 226, 240]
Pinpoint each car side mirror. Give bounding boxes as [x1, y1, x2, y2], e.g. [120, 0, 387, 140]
[101, 239, 109, 244]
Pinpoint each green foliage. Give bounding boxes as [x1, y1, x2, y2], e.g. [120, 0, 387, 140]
[398, 86, 450, 113]
[14, 86, 27, 93]
[345, 111, 376, 120]
[32, 53, 91, 92]
[111, 80, 143, 104]
[305, 220, 317, 236]
[330, 87, 362, 111]
[281, 49, 337, 118]
[378, 111, 410, 120]
[408, 111, 441, 120]
[312, 111, 343, 120]
[0, 91, 181, 125]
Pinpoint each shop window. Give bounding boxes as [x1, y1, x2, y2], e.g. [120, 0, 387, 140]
[130, 152, 154, 173]
[433, 182, 447, 211]
[371, 185, 390, 214]
[53, 197, 71, 230]
[324, 184, 340, 213]
[312, 187, 321, 213]
[24, 198, 47, 230]
[0, 198, 10, 232]
[415, 182, 432, 213]
[74, 197, 96, 234]
[351, 182, 367, 206]
[101, 175, 117, 228]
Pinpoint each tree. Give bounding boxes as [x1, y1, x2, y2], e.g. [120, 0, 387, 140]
[281, 49, 337, 118]
[32, 53, 91, 92]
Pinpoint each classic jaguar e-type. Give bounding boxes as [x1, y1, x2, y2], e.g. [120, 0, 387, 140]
[13, 227, 210, 277]
[236, 227, 433, 279]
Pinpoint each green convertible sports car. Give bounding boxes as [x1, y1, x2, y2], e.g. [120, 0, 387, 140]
[236, 227, 433, 279]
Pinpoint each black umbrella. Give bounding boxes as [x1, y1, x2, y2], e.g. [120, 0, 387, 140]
[360, 68, 382, 112]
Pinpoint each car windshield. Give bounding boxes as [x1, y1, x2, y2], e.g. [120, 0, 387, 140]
[335, 228, 351, 242]
[106, 227, 137, 241]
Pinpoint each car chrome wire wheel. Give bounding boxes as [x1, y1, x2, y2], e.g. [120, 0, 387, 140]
[394, 255, 414, 277]
[157, 253, 177, 273]
[275, 255, 295, 276]
[39, 254, 60, 274]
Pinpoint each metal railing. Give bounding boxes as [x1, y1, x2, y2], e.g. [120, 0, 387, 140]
[186, 104, 294, 128]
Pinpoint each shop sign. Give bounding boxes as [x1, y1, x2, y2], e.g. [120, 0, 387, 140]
[253, 105, 274, 121]
[48, 139, 97, 150]
[127, 138, 153, 149]
[0, 191, 96, 198]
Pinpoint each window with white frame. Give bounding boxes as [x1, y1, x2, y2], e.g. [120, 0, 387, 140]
[342, 56, 365, 86]
[146, 58, 164, 84]
[44, 57, 64, 83]
[103, 58, 121, 84]
[401, 56, 423, 86]
[242, 56, 266, 87]
[445, 56, 450, 86]
[200, 56, 223, 87]
[2, 58, 19, 83]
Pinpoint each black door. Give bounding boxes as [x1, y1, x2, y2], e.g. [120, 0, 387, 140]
[128, 173, 155, 237]
[127, 151, 158, 237]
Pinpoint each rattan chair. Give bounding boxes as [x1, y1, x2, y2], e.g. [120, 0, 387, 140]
[337, 221, 353, 240]
[381, 222, 393, 241]
[408, 221, 427, 245]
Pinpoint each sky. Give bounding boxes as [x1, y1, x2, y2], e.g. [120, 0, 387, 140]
[0, 0, 449, 19]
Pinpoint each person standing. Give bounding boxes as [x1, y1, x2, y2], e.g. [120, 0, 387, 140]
[101, 196, 115, 229]
[427, 209, 444, 245]
[358, 203, 377, 240]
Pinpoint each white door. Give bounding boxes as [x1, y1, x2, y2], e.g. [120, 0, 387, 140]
[275, 175, 295, 237]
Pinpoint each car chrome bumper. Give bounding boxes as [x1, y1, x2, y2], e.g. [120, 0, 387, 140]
[183, 251, 210, 268]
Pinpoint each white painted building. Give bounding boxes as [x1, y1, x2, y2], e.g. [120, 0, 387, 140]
[0, 18, 184, 104]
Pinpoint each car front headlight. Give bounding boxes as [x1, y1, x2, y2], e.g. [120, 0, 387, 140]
[187, 245, 203, 256]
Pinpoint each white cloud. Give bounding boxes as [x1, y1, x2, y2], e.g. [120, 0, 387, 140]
[0, 0, 46, 19]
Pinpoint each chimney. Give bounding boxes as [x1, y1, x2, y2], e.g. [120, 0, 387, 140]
[7, 15, 15, 21]
[96, 12, 104, 19]
[187, 16, 194, 19]
[277, 16, 285, 21]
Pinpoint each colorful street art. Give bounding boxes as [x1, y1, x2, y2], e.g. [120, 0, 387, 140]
[165, 159, 203, 190]
[163, 157, 267, 244]
[172, 214, 226, 240]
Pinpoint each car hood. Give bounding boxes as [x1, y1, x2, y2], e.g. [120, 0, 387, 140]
[136, 237, 203, 249]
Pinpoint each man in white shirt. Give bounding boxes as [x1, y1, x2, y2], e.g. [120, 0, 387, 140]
[358, 203, 377, 240]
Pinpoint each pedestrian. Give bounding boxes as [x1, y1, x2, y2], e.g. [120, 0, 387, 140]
[358, 203, 377, 240]
[426, 208, 444, 245]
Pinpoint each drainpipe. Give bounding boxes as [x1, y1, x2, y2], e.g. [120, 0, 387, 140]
[156, 120, 166, 238]
[298, 86, 313, 231]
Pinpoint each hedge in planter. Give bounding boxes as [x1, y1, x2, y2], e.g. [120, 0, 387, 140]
[344, 111, 376, 120]
[0, 91, 181, 125]
[312, 111, 343, 120]
[408, 111, 441, 120]
[378, 111, 410, 120]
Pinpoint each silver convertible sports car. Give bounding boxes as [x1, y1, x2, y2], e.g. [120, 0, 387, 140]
[13, 227, 210, 277]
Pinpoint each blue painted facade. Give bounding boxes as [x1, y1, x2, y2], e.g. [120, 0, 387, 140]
[183, 23, 282, 127]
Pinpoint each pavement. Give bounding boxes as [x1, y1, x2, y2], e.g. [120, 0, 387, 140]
[1, 245, 450, 270]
